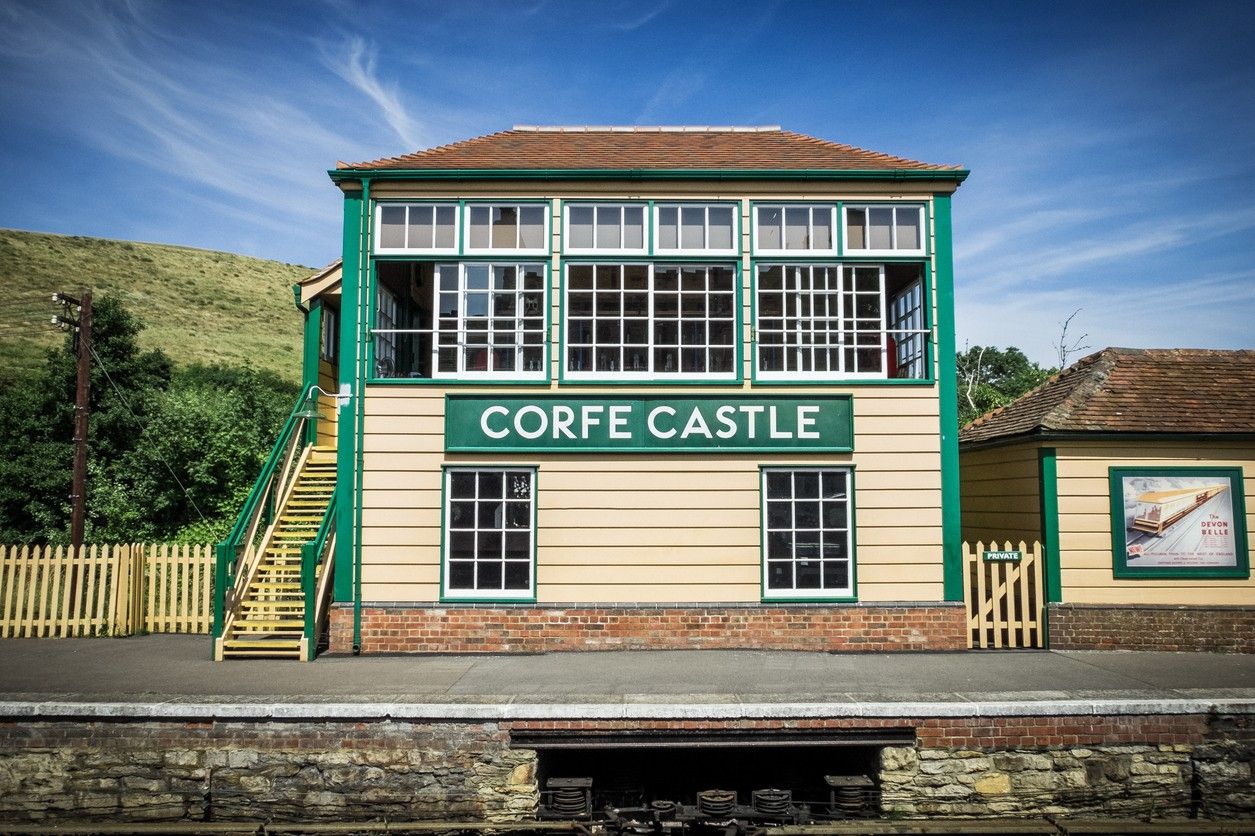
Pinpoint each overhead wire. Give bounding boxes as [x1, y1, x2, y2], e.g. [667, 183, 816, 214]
[88, 343, 208, 522]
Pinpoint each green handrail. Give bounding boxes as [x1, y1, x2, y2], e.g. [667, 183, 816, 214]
[212, 385, 319, 640]
[301, 487, 337, 661]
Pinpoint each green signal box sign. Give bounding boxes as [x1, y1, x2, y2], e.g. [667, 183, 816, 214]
[445, 394, 853, 453]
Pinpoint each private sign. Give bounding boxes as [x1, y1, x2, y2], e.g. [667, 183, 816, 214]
[444, 395, 854, 453]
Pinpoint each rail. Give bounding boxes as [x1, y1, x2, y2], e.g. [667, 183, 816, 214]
[212, 386, 320, 644]
[300, 487, 337, 662]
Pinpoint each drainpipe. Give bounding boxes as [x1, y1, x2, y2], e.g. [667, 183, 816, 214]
[352, 177, 371, 655]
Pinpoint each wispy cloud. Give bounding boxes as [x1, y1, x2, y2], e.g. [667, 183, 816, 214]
[320, 35, 424, 151]
[611, 2, 669, 31]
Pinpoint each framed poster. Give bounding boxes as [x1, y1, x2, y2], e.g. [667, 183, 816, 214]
[1109, 467, 1249, 579]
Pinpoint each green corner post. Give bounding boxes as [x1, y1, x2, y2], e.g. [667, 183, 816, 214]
[933, 194, 963, 602]
[1038, 447, 1061, 602]
[333, 187, 365, 615]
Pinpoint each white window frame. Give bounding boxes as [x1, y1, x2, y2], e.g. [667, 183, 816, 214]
[752, 204, 838, 256]
[761, 467, 855, 600]
[432, 262, 548, 381]
[373, 202, 460, 255]
[564, 262, 738, 382]
[442, 467, 536, 601]
[463, 202, 551, 256]
[652, 203, 739, 257]
[370, 262, 548, 381]
[842, 203, 926, 256]
[562, 202, 649, 256]
[754, 263, 891, 381]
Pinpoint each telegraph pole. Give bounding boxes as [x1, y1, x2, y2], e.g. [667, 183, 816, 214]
[54, 290, 92, 548]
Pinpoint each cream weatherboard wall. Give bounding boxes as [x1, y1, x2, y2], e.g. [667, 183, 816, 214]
[1053, 440, 1255, 605]
[347, 180, 950, 605]
[358, 385, 942, 603]
[316, 358, 337, 449]
[960, 444, 1041, 545]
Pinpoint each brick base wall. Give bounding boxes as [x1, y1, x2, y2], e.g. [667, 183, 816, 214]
[328, 603, 967, 653]
[1049, 604, 1255, 653]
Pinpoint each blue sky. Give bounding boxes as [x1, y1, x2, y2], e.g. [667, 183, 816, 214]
[1, 0, 1252, 365]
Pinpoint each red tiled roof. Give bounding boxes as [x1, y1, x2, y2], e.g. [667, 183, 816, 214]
[960, 348, 1255, 444]
[337, 126, 963, 172]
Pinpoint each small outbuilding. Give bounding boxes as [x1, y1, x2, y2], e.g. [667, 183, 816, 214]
[960, 347, 1254, 652]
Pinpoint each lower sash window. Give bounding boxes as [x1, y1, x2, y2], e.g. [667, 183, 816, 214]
[443, 467, 536, 600]
[761, 467, 854, 599]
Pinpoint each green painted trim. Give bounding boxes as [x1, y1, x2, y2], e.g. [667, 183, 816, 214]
[438, 464, 539, 604]
[334, 189, 364, 609]
[1108, 466, 1250, 580]
[301, 301, 322, 446]
[330, 167, 970, 183]
[758, 465, 859, 603]
[1039, 447, 1061, 604]
[933, 195, 962, 602]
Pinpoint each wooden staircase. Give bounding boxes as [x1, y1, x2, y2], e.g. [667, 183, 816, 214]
[219, 446, 336, 659]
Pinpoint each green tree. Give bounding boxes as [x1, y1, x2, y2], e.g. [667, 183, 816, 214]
[0, 296, 295, 544]
[956, 345, 1055, 428]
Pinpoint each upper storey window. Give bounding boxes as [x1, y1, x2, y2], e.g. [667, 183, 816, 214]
[654, 204, 737, 255]
[753, 205, 837, 255]
[465, 204, 549, 254]
[844, 204, 925, 255]
[375, 203, 458, 254]
[565, 204, 647, 254]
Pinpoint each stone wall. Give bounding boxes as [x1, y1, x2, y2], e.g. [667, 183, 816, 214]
[1048, 603, 1255, 653]
[881, 712, 1253, 818]
[0, 720, 537, 824]
[330, 602, 968, 653]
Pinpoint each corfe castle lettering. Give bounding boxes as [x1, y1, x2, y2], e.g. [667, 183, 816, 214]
[445, 395, 854, 453]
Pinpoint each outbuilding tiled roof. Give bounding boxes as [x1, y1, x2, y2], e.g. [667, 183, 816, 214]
[960, 348, 1255, 444]
[337, 126, 963, 172]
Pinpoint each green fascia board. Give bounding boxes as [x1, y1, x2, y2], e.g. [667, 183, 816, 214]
[932, 194, 962, 602]
[959, 430, 1255, 453]
[329, 167, 970, 183]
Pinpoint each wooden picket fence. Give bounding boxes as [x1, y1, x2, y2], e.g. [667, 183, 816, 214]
[0, 543, 213, 638]
[963, 540, 1045, 649]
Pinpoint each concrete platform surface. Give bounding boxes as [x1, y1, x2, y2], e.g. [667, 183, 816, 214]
[0, 636, 1253, 720]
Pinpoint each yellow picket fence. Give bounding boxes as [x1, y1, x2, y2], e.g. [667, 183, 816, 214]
[0, 543, 214, 638]
[962, 540, 1045, 649]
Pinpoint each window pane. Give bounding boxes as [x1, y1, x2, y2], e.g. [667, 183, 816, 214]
[596, 205, 621, 249]
[519, 206, 545, 249]
[868, 208, 893, 249]
[623, 206, 644, 249]
[708, 206, 734, 249]
[407, 205, 433, 249]
[469, 206, 490, 248]
[492, 206, 519, 248]
[812, 208, 832, 250]
[434, 205, 456, 248]
[680, 207, 704, 249]
[785, 207, 808, 249]
[896, 207, 920, 250]
[569, 206, 594, 249]
[758, 207, 781, 250]
[658, 207, 678, 249]
[379, 206, 406, 248]
[846, 208, 866, 250]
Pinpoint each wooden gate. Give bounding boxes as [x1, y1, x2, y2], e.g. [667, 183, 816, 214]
[963, 540, 1045, 649]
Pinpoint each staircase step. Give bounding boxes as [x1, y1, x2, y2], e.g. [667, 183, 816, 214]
[241, 601, 304, 609]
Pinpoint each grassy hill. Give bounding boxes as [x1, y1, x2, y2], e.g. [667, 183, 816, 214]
[0, 229, 315, 384]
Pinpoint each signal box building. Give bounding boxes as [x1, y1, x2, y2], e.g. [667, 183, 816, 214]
[297, 126, 970, 654]
[960, 348, 1255, 653]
